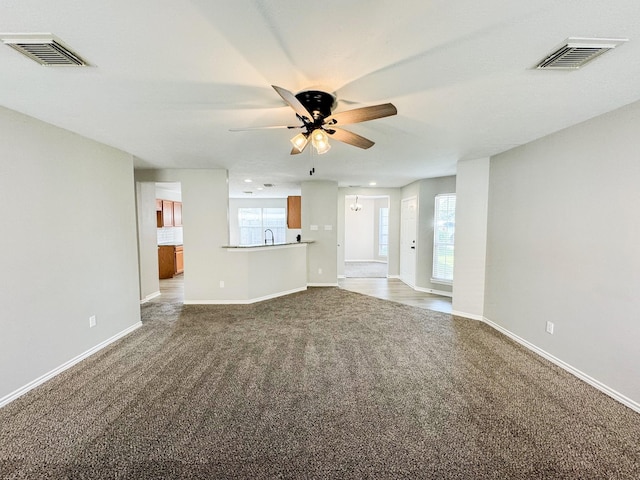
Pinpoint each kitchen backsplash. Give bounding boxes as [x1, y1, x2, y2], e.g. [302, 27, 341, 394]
[157, 227, 183, 245]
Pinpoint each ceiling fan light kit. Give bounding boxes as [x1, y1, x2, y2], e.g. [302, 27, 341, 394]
[310, 128, 331, 154]
[232, 85, 397, 156]
[290, 132, 309, 153]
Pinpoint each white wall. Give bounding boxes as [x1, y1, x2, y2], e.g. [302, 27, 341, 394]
[0, 106, 141, 403]
[484, 100, 640, 407]
[303, 181, 338, 286]
[344, 196, 376, 261]
[136, 181, 160, 302]
[452, 158, 490, 319]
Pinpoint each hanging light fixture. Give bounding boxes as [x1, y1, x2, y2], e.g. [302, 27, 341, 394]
[310, 128, 331, 154]
[350, 196, 363, 212]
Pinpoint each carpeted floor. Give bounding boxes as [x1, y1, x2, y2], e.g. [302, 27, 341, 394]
[344, 261, 388, 277]
[1, 288, 639, 479]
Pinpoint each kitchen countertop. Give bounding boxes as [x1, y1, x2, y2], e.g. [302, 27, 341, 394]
[222, 241, 313, 249]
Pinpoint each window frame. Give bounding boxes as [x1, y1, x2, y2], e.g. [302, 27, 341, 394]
[432, 193, 456, 285]
[238, 207, 286, 246]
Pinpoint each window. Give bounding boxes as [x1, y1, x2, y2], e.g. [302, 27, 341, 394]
[432, 194, 455, 283]
[379, 207, 389, 257]
[238, 207, 286, 245]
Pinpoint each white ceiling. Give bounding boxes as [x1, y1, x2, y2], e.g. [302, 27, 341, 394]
[2, 1, 640, 198]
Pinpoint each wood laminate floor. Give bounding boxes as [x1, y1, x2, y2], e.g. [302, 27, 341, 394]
[338, 277, 452, 314]
[150, 274, 452, 314]
[149, 274, 184, 304]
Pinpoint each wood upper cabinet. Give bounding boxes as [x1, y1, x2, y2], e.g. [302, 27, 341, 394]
[173, 202, 182, 227]
[162, 200, 174, 227]
[287, 196, 301, 229]
[156, 199, 183, 227]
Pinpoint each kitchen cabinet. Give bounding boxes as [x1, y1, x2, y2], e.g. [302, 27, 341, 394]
[156, 199, 182, 227]
[158, 245, 184, 279]
[173, 202, 182, 227]
[175, 245, 184, 274]
[287, 196, 301, 229]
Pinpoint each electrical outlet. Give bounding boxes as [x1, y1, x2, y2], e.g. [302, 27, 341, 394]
[219, 280, 225, 288]
[546, 321, 554, 334]
[89, 315, 97, 328]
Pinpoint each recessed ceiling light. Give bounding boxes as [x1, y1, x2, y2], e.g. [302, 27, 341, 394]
[244, 178, 252, 183]
[257, 187, 264, 191]
[369, 182, 377, 186]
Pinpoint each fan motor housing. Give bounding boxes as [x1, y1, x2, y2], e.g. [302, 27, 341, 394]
[295, 90, 336, 122]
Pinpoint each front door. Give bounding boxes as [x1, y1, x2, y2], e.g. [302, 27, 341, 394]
[400, 196, 417, 287]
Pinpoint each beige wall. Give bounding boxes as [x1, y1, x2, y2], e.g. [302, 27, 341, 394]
[485, 100, 640, 407]
[0, 106, 141, 403]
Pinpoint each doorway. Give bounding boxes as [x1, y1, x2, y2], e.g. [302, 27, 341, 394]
[343, 195, 389, 278]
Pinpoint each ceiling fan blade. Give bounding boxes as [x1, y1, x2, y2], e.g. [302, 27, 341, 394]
[272, 85, 315, 122]
[327, 127, 375, 149]
[325, 103, 397, 126]
[229, 124, 303, 132]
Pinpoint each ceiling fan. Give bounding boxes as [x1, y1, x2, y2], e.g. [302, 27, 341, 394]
[231, 85, 397, 155]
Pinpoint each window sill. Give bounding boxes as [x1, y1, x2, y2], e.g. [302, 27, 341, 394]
[431, 278, 452, 286]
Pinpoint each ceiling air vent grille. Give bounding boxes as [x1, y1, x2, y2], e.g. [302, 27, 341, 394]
[535, 37, 627, 70]
[1, 34, 89, 66]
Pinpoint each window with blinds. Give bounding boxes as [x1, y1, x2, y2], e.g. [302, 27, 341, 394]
[238, 207, 286, 245]
[432, 194, 456, 284]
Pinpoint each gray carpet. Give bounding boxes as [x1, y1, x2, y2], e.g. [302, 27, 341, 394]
[1, 288, 639, 479]
[344, 261, 388, 278]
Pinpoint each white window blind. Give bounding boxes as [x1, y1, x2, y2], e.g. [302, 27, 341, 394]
[432, 194, 456, 283]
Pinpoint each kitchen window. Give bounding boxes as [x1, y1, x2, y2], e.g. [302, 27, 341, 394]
[238, 207, 286, 245]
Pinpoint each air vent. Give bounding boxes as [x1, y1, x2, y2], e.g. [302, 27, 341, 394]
[535, 37, 627, 70]
[263, 183, 275, 188]
[1, 34, 89, 66]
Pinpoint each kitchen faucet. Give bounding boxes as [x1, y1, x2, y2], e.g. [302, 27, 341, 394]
[264, 228, 274, 245]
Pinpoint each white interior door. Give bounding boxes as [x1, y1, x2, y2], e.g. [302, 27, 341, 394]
[400, 196, 417, 287]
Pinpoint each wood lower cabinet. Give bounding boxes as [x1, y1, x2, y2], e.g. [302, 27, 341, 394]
[174, 245, 184, 274]
[158, 245, 184, 279]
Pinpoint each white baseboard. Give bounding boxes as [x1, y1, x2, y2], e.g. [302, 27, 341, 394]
[184, 287, 307, 305]
[307, 282, 339, 287]
[414, 286, 453, 298]
[387, 275, 400, 279]
[337, 275, 346, 279]
[0, 321, 143, 409]
[451, 310, 483, 321]
[345, 260, 387, 264]
[482, 316, 640, 415]
[140, 291, 161, 304]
